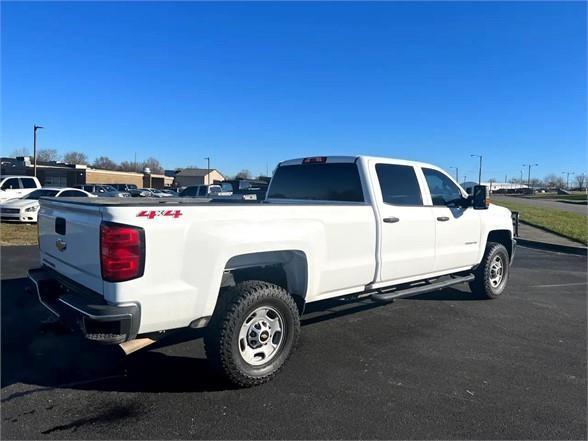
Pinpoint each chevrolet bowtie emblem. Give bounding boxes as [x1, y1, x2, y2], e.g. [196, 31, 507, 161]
[55, 239, 67, 252]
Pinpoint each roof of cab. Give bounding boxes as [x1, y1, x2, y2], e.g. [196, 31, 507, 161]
[278, 155, 440, 171]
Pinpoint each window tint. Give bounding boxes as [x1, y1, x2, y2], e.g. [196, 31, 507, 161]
[268, 163, 364, 202]
[198, 186, 207, 196]
[180, 186, 198, 197]
[1, 178, 20, 190]
[59, 190, 88, 197]
[423, 168, 463, 206]
[21, 178, 37, 189]
[376, 164, 423, 206]
[24, 189, 59, 199]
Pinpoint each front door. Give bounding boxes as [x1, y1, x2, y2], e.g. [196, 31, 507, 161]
[372, 162, 436, 283]
[421, 167, 481, 272]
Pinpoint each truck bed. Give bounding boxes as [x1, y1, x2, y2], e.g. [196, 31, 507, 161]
[39, 197, 259, 207]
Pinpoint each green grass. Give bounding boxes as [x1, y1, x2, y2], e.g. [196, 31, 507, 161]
[531, 193, 587, 201]
[0, 223, 38, 246]
[493, 199, 588, 245]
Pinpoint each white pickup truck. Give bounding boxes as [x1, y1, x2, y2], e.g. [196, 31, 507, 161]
[29, 156, 515, 386]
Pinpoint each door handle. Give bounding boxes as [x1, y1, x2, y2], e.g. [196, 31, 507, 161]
[383, 217, 400, 223]
[437, 216, 450, 222]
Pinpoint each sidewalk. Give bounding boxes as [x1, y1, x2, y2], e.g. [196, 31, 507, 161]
[516, 222, 587, 255]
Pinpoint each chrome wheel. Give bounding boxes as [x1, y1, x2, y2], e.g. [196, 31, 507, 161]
[238, 306, 284, 366]
[489, 255, 504, 288]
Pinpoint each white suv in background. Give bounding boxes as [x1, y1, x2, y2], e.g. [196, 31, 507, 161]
[0, 176, 41, 202]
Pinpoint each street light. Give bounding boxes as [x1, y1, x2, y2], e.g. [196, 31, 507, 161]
[470, 154, 482, 184]
[562, 171, 575, 190]
[449, 166, 459, 182]
[522, 163, 538, 191]
[204, 157, 210, 185]
[33, 124, 44, 177]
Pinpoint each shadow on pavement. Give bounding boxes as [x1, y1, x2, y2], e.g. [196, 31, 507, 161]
[1, 275, 480, 396]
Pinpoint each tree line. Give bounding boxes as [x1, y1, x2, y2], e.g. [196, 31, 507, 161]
[10, 148, 164, 174]
[488, 174, 587, 190]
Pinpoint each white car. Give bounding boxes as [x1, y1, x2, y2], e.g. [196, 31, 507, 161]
[29, 155, 515, 386]
[0, 175, 41, 202]
[1, 187, 94, 222]
[140, 188, 174, 198]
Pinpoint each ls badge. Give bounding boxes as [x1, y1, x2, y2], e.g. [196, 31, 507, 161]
[55, 239, 67, 252]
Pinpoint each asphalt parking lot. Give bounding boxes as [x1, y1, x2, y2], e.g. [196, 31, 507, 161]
[1, 245, 586, 439]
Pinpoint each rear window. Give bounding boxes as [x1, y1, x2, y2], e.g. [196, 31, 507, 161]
[268, 163, 364, 202]
[21, 178, 38, 189]
[376, 164, 423, 206]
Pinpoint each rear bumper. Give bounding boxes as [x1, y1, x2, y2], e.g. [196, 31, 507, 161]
[28, 267, 140, 344]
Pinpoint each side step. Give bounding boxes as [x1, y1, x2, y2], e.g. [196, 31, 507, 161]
[371, 274, 475, 303]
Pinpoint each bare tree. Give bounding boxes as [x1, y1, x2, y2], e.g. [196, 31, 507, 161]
[141, 157, 164, 174]
[119, 161, 139, 172]
[575, 173, 586, 190]
[93, 156, 119, 170]
[36, 149, 60, 162]
[235, 169, 251, 180]
[62, 151, 88, 164]
[544, 174, 563, 189]
[11, 147, 30, 157]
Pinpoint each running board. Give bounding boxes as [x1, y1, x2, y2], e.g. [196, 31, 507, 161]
[371, 274, 475, 303]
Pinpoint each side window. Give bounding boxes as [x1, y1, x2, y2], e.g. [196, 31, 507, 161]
[375, 164, 423, 206]
[59, 190, 88, 197]
[198, 186, 207, 196]
[423, 168, 463, 206]
[21, 178, 37, 189]
[1, 178, 20, 190]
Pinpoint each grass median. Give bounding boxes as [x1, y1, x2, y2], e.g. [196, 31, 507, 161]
[492, 199, 587, 245]
[1, 223, 38, 246]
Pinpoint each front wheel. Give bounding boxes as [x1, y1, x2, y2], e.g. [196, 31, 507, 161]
[204, 280, 300, 387]
[470, 242, 510, 299]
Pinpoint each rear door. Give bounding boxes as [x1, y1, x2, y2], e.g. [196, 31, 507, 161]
[370, 160, 436, 283]
[38, 199, 104, 293]
[420, 167, 481, 271]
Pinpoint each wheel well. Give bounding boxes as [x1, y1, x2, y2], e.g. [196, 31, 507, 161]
[222, 251, 308, 313]
[487, 230, 513, 259]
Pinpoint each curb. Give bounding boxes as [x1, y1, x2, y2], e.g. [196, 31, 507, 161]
[516, 238, 587, 256]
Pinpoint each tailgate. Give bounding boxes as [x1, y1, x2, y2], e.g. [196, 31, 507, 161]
[38, 198, 104, 294]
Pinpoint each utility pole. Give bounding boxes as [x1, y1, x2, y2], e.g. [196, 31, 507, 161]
[204, 157, 210, 185]
[523, 163, 538, 192]
[562, 171, 574, 190]
[449, 166, 459, 182]
[33, 124, 44, 177]
[520, 169, 523, 184]
[470, 154, 482, 184]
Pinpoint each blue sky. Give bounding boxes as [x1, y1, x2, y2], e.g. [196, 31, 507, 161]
[1, 1, 586, 180]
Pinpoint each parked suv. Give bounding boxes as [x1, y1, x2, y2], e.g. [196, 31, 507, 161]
[0, 175, 41, 202]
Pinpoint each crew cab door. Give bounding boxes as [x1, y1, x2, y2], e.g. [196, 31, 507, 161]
[370, 161, 436, 283]
[420, 167, 481, 271]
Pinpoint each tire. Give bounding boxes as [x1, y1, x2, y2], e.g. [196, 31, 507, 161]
[469, 242, 510, 299]
[204, 280, 301, 387]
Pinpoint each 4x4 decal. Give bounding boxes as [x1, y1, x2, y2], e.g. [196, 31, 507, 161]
[137, 210, 183, 219]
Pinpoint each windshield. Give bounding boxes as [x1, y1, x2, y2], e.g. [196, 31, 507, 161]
[102, 185, 117, 192]
[24, 189, 59, 199]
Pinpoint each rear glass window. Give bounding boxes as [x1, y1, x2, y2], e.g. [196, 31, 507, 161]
[268, 163, 364, 202]
[24, 189, 59, 199]
[376, 164, 423, 206]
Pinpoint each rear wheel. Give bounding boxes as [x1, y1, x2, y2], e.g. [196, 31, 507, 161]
[470, 242, 510, 299]
[204, 281, 300, 387]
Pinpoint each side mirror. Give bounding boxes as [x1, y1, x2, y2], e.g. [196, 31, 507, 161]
[473, 185, 489, 209]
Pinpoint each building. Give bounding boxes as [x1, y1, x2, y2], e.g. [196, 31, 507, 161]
[173, 168, 225, 187]
[1, 156, 173, 188]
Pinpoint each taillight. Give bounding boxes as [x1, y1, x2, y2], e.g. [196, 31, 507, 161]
[100, 222, 145, 282]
